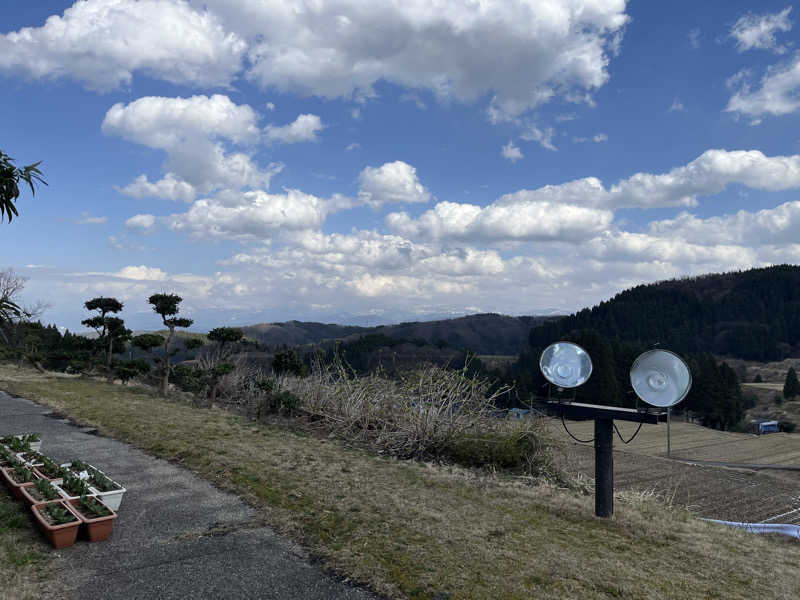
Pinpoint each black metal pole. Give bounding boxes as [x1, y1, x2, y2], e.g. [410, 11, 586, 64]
[594, 417, 614, 517]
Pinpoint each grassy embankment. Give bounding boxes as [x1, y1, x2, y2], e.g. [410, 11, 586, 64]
[0, 484, 52, 599]
[2, 364, 799, 599]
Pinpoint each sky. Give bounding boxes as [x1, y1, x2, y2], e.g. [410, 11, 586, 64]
[3, 0, 800, 333]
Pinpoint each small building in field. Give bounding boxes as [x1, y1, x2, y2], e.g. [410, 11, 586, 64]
[752, 419, 780, 435]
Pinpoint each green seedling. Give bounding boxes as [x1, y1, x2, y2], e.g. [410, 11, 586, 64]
[89, 470, 119, 492]
[78, 494, 111, 518]
[12, 464, 35, 483]
[61, 473, 90, 497]
[33, 478, 59, 501]
[42, 503, 76, 525]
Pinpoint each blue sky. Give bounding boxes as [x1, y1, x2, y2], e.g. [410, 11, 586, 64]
[3, 0, 800, 332]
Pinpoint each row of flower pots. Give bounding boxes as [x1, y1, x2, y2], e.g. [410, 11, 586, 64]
[1, 434, 122, 548]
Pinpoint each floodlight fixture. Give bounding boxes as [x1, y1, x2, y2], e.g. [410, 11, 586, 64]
[630, 349, 691, 408]
[539, 342, 592, 388]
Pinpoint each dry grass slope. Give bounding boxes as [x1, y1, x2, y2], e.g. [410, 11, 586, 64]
[2, 364, 800, 599]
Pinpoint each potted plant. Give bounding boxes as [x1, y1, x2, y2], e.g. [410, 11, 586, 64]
[34, 457, 69, 483]
[16, 450, 45, 467]
[2, 463, 36, 500]
[0, 447, 15, 468]
[31, 500, 81, 549]
[0, 433, 41, 452]
[61, 459, 91, 480]
[86, 467, 126, 511]
[20, 477, 61, 506]
[55, 473, 92, 501]
[1, 435, 31, 453]
[67, 495, 118, 542]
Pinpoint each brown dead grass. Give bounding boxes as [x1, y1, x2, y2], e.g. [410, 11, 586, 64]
[2, 364, 800, 599]
[0, 490, 54, 600]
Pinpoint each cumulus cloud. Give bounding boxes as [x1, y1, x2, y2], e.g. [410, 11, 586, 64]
[501, 141, 524, 163]
[103, 95, 281, 197]
[203, 0, 629, 121]
[264, 114, 324, 144]
[731, 7, 793, 54]
[167, 189, 329, 240]
[0, 0, 245, 91]
[114, 265, 168, 281]
[387, 199, 612, 243]
[726, 54, 800, 121]
[669, 98, 685, 112]
[646, 201, 800, 246]
[125, 214, 156, 233]
[118, 174, 196, 203]
[357, 161, 431, 208]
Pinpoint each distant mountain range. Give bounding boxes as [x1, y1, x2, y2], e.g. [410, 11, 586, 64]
[241, 313, 554, 356]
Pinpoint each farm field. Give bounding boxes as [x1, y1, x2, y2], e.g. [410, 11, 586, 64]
[552, 418, 800, 464]
[550, 419, 800, 525]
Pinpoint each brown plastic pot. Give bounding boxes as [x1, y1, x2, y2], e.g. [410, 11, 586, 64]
[31, 500, 81, 549]
[19, 483, 61, 507]
[1, 466, 35, 501]
[67, 497, 118, 542]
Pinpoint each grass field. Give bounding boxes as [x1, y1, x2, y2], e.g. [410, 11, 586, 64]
[3, 364, 800, 599]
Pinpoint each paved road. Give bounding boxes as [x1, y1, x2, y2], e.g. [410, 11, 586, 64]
[0, 390, 379, 600]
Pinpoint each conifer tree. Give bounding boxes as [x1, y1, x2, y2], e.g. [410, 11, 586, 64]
[783, 367, 799, 400]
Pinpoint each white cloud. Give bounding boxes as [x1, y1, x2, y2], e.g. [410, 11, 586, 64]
[358, 161, 431, 208]
[387, 198, 612, 243]
[125, 214, 156, 233]
[607, 149, 800, 208]
[669, 98, 685, 112]
[204, 0, 629, 121]
[646, 201, 800, 247]
[265, 102, 275, 111]
[345, 143, 361, 152]
[103, 95, 281, 195]
[167, 189, 329, 240]
[726, 54, 800, 121]
[118, 174, 196, 203]
[688, 28, 701, 49]
[0, 0, 245, 91]
[114, 265, 168, 281]
[501, 141, 523, 163]
[76, 211, 108, 225]
[731, 7, 792, 54]
[387, 149, 800, 244]
[573, 133, 609, 143]
[520, 124, 557, 151]
[264, 114, 324, 144]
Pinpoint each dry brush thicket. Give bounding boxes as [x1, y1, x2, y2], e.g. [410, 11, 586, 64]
[197, 352, 557, 478]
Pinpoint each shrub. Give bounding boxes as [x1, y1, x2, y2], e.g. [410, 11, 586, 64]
[279, 354, 557, 477]
[780, 420, 796, 433]
[442, 425, 553, 476]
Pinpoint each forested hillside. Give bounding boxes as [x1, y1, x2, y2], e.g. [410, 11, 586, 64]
[527, 265, 800, 361]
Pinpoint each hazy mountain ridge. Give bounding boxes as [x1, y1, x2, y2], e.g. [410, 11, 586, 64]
[241, 313, 553, 355]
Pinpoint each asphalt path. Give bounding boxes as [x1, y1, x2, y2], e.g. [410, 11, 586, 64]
[0, 390, 379, 600]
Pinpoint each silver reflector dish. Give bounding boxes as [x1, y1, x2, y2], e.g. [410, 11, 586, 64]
[539, 342, 592, 388]
[630, 350, 691, 408]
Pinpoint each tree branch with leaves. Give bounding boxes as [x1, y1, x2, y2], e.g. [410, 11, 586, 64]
[1, 150, 46, 223]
